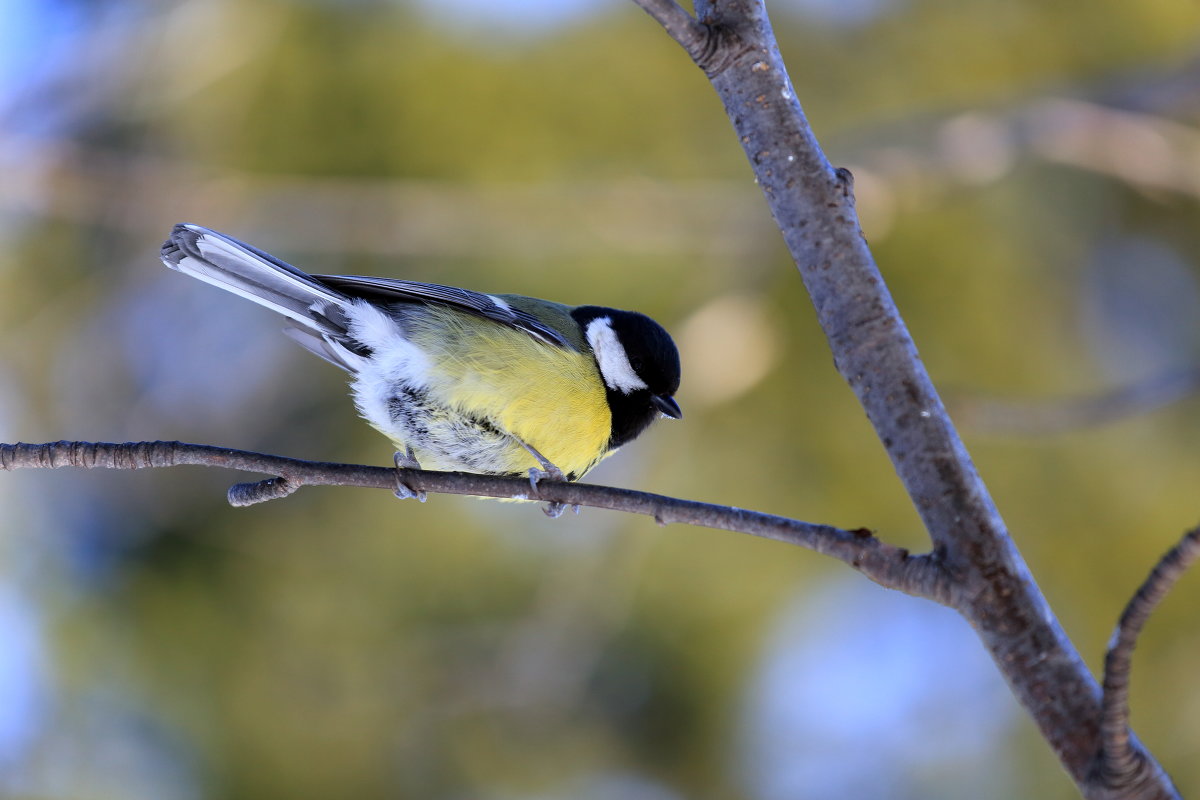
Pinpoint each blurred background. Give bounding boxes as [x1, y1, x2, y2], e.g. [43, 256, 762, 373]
[3, 0, 1200, 797]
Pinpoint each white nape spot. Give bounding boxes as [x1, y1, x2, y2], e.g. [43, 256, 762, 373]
[586, 317, 648, 394]
[488, 294, 511, 311]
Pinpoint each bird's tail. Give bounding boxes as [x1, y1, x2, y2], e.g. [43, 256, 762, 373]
[161, 223, 350, 328]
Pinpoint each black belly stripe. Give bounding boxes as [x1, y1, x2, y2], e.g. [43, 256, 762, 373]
[388, 387, 432, 434]
[388, 388, 588, 480]
[467, 413, 504, 438]
[388, 388, 510, 462]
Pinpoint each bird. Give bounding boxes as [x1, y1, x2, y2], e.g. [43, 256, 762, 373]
[160, 223, 682, 508]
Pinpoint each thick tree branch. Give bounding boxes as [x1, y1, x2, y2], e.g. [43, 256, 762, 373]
[640, 1, 1177, 796]
[0, 440, 947, 600]
[1097, 526, 1200, 793]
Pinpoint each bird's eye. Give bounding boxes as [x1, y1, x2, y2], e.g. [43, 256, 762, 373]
[630, 356, 645, 373]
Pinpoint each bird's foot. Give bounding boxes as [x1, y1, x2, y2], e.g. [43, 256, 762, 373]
[516, 439, 572, 517]
[527, 463, 566, 490]
[527, 465, 569, 518]
[539, 501, 582, 519]
[393, 448, 427, 503]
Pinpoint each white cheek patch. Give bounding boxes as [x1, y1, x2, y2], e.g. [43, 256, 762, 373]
[586, 317, 648, 394]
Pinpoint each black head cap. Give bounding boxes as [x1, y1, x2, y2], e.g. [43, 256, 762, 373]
[572, 306, 682, 450]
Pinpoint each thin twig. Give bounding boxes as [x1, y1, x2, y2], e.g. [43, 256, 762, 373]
[953, 366, 1200, 437]
[0, 440, 948, 601]
[629, 0, 711, 65]
[1099, 526, 1200, 789]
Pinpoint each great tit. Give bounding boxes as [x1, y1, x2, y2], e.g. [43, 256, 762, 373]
[160, 223, 682, 489]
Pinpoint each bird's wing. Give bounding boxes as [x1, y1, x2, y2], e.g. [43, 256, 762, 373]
[314, 275, 571, 348]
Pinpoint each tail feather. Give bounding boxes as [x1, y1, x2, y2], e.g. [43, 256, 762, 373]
[161, 223, 349, 331]
[282, 325, 361, 372]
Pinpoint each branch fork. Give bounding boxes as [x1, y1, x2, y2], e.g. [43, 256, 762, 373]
[631, 0, 1183, 796]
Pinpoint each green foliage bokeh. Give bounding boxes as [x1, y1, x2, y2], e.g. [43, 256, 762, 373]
[4, 0, 1200, 797]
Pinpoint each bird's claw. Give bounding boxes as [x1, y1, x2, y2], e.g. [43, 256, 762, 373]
[540, 502, 580, 518]
[393, 448, 427, 503]
[527, 464, 566, 492]
[394, 447, 421, 470]
[394, 483, 427, 502]
[528, 464, 569, 518]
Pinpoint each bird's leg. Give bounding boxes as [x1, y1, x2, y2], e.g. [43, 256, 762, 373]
[516, 440, 565, 486]
[513, 439, 570, 518]
[393, 447, 427, 503]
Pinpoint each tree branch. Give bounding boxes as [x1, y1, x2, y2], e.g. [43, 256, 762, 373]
[1098, 525, 1200, 793]
[951, 366, 1200, 437]
[0, 440, 947, 600]
[629, 0, 711, 66]
[640, 0, 1177, 796]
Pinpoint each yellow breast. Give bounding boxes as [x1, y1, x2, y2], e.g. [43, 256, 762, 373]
[408, 306, 611, 479]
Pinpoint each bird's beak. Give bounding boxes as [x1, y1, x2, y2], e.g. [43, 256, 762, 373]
[651, 394, 683, 420]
